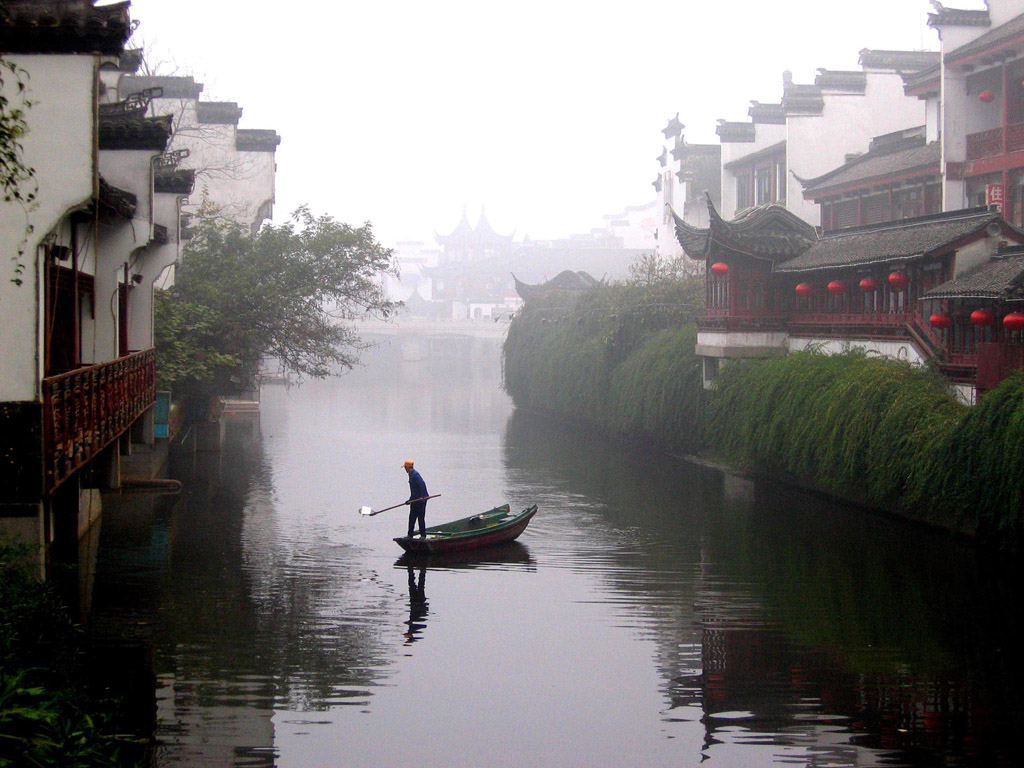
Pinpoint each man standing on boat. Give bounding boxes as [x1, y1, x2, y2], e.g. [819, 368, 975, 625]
[404, 460, 429, 538]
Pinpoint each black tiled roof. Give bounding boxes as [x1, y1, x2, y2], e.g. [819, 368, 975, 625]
[154, 168, 196, 195]
[672, 208, 709, 259]
[197, 102, 243, 125]
[0, 0, 130, 55]
[662, 113, 684, 139]
[801, 139, 939, 198]
[121, 75, 204, 101]
[748, 102, 786, 125]
[99, 114, 172, 151]
[858, 49, 941, 71]
[928, 3, 991, 28]
[236, 129, 281, 152]
[775, 208, 1007, 273]
[716, 120, 756, 143]
[923, 254, 1024, 300]
[96, 177, 136, 220]
[944, 11, 1024, 64]
[674, 198, 817, 262]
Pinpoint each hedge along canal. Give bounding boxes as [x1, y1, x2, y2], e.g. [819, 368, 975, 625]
[502, 279, 1024, 550]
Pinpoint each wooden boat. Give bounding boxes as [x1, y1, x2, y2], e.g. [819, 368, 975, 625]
[393, 504, 538, 554]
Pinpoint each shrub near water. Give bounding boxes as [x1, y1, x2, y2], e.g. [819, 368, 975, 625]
[503, 279, 704, 452]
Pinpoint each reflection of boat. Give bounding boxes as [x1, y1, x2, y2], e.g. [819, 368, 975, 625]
[393, 504, 537, 554]
[395, 541, 535, 570]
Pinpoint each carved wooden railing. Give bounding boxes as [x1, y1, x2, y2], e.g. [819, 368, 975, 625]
[42, 348, 156, 492]
[966, 126, 1004, 160]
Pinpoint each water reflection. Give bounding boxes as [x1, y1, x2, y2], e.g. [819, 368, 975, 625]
[86, 333, 1024, 768]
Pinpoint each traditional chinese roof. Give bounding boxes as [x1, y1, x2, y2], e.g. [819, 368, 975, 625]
[816, 69, 867, 93]
[154, 168, 196, 195]
[96, 177, 136, 220]
[436, 207, 513, 246]
[236, 129, 281, 152]
[120, 75, 204, 101]
[723, 140, 785, 170]
[99, 113, 172, 151]
[800, 133, 940, 199]
[923, 251, 1024, 300]
[197, 102, 243, 125]
[748, 101, 786, 125]
[674, 197, 817, 262]
[662, 113, 684, 139]
[903, 63, 941, 97]
[781, 71, 825, 115]
[927, 2, 990, 29]
[775, 208, 1015, 274]
[858, 49, 941, 71]
[716, 120, 756, 143]
[943, 11, 1024, 67]
[0, 0, 130, 55]
[512, 270, 600, 300]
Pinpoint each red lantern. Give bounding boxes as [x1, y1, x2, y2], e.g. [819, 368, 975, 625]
[858, 277, 878, 292]
[710, 262, 729, 275]
[888, 271, 909, 290]
[1003, 312, 1024, 331]
[979, 90, 995, 102]
[930, 313, 952, 329]
[795, 282, 813, 296]
[970, 309, 994, 327]
[827, 280, 846, 294]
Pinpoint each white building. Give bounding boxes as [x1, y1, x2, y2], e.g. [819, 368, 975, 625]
[1, 1, 189, 573]
[717, 50, 938, 226]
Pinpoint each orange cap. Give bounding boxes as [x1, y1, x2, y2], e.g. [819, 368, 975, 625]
[402, 459, 414, 469]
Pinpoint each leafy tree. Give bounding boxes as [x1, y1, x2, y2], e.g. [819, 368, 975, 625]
[155, 206, 398, 395]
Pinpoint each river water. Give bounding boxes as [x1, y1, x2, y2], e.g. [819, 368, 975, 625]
[88, 330, 1024, 768]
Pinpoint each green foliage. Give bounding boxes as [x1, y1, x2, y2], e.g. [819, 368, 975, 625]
[0, 541, 148, 767]
[1, 55, 38, 286]
[930, 372, 1024, 539]
[155, 205, 398, 395]
[503, 277, 704, 451]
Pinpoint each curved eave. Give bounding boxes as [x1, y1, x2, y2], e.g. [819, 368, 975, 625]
[671, 207, 709, 260]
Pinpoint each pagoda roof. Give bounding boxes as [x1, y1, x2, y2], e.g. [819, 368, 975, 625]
[944, 11, 1024, 68]
[673, 196, 817, 262]
[923, 250, 1024, 301]
[776, 207, 1017, 274]
[0, 0, 130, 55]
[436, 207, 513, 245]
[800, 133, 940, 199]
[513, 270, 600, 300]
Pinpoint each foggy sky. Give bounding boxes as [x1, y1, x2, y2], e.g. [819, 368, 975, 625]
[121, 0, 973, 247]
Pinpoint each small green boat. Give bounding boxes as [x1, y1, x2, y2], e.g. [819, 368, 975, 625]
[394, 504, 538, 554]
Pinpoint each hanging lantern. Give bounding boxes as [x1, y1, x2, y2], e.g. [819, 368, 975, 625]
[970, 309, 994, 327]
[827, 280, 846, 294]
[710, 262, 730, 275]
[888, 271, 910, 290]
[930, 313, 952, 329]
[858, 277, 878, 292]
[795, 282, 813, 296]
[1003, 312, 1024, 331]
[979, 90, 995, 102]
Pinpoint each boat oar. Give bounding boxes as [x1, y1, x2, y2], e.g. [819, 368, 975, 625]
[359, 495, 440, 516]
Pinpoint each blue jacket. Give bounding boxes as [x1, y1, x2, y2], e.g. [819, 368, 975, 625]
[407, 469, 428, 503]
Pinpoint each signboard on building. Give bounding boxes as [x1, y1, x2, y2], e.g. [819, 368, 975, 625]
[986, 184, 1004, 212]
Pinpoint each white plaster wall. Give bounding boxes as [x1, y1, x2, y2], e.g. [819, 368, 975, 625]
[788, 336, 928, 365]
[128, 193, 183, 352]
[719, 123, 786, 220]
[787, 73, 927, 226]
[942, 66, 971, 210]
[0, 56, 96, 402]
[989, 0, 1024, 26]
[696, 329, 789, 352]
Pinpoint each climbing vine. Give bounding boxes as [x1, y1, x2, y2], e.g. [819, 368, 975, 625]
[1, 54, 37, 286]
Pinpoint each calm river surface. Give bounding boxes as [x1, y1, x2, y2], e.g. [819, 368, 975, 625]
[88, 330, 1024, 767]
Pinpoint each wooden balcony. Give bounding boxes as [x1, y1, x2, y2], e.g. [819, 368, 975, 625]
[42, 348, 156, 492]
[965, 121, 1024, 161]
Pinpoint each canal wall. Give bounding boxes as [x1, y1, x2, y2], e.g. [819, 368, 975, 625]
[503, 284, 1024, 550]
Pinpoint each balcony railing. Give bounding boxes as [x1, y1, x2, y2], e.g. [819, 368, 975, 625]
[966, 121, 1024, 161]
[42, 348, 156, 492]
